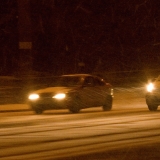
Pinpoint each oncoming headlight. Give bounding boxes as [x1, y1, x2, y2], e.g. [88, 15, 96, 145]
[53, 93, 66, 99]
[146, 83, 154, 92]
[28, 94, 39, 100]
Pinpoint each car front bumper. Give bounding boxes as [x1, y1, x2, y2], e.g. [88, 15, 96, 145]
[28, 97, 72, 110]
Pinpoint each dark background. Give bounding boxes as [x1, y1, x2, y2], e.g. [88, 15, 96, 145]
[1, 0, 160, 82]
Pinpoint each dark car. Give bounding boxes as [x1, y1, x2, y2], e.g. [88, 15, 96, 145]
[28, 74, 113, 114]
[146, 75, 160, 111]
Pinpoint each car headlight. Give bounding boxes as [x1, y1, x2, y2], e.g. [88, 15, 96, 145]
[52, 93, 66, 99]
[146, 83, 154, 92]
[28, 94, 39, 100]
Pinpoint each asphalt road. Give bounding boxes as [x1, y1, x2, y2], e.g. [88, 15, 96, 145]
[1, 86, 160, 160]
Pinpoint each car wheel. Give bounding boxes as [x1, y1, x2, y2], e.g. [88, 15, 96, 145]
[146, 97, 158, 111]
[103, 95, 112, 111]
[34, 108, 43, 114]
[69, 97, 81, 113]
[147, 105, 158, 111]
[31, 105, 43, 114]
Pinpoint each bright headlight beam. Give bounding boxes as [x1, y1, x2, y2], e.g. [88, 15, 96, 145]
[53, 93, 66, 99]
[29, 94, 39, 100]
[146, 83, 154, 92]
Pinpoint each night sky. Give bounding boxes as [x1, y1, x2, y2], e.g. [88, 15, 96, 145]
[1, 0, 160, 80]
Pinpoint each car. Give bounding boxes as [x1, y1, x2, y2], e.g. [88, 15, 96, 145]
[146, 75, 160, 111]
[28, 74, 113, 114]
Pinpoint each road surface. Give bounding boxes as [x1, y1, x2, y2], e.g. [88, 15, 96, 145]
[1, 86, 160, 160]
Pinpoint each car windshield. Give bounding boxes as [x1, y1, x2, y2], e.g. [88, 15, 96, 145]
[50, 76, 83, 87]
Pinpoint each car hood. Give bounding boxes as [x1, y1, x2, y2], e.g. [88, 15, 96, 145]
[31, 86, 78, 94]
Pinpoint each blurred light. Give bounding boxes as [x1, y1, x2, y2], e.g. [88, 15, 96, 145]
[53, 93, 66, 99]
[111, 88, 114, 96]
[29, 94, 39, 100]
[146, 83, 154, 92]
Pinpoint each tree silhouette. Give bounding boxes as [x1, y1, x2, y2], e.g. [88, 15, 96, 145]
[1, 0, 160, 77]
